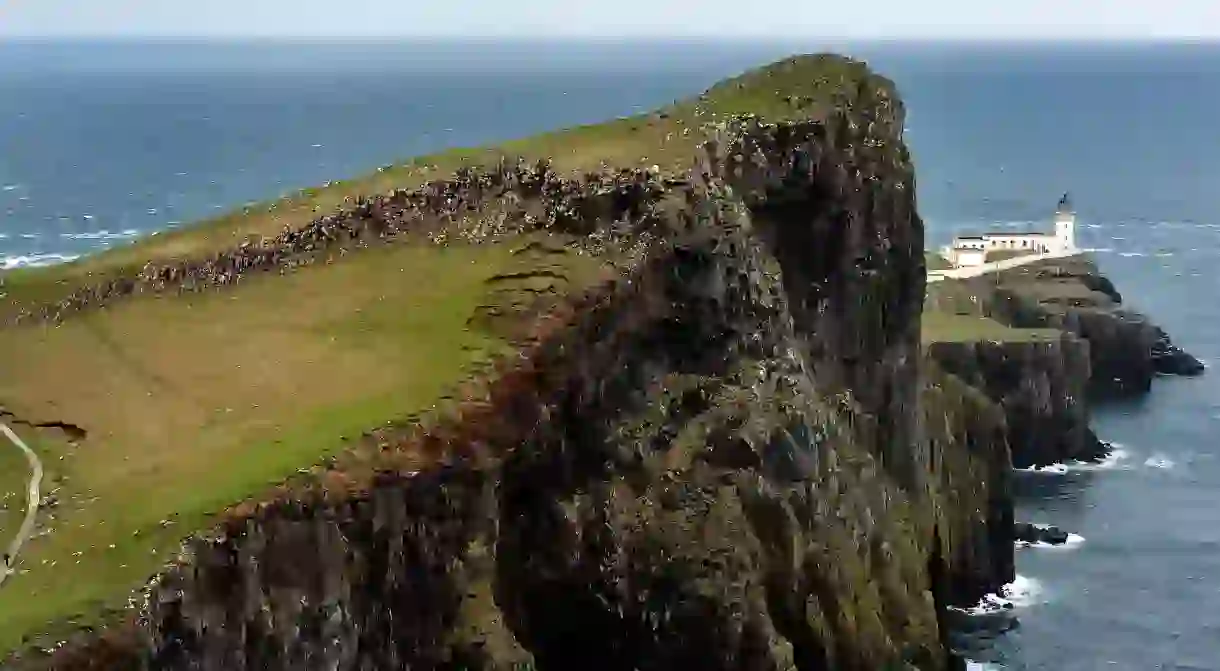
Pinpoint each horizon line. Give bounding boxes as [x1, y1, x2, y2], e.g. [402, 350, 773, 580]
[4, 35, 1220, 44]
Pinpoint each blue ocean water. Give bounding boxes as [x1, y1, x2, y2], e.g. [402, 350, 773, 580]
[2, 40, 1218, 669]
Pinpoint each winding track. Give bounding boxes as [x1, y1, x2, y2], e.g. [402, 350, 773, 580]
[0, 422, 42, 588]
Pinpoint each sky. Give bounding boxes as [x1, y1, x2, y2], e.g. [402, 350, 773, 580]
[1, 1, 1219, 40]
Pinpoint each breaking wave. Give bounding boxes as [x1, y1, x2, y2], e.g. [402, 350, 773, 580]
[1, 252, 81, 270]
[951, 575, 1045, 616]
[1016, 525, 1086, 550]
[1016, 446, 1132, 474]
[59, 229, 141, 241]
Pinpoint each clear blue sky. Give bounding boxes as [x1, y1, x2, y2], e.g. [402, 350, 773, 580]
[1, 0, 1218, 39]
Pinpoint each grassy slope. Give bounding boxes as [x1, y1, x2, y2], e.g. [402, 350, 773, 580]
[0, 54, 871, 324]
[921, 312, 1060, 343]
[924, 251, 953, 271]
[0, 445, 30, 549]
[0, 240, 606, 647]
[0, 54, 881, 652]
[921, 262, 1066, 345]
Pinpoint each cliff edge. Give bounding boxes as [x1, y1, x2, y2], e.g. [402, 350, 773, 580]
[8, 56, 1014, 670]
[927, 255, 1204, 397]
[922, 253, 1204, 468]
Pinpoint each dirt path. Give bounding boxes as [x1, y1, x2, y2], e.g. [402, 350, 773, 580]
[0, 422, 42, 588]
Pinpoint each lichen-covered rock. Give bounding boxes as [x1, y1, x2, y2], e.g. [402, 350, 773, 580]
[21, 55, 1014, 671]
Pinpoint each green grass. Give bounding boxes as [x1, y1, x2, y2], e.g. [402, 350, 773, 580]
[0, 53, 891, 651]
[0, 238, 603, 650]
[921, 312, 1061, 344]
[984, 249, 1037, 262]
[0, 54, 882, 325]
[0, 440, 31, 550]
[924, 252, 952, 271]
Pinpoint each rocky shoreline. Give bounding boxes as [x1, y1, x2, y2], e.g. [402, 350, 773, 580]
[1, 55, 1203, 670]
[925, 252, 1203, 473]
[926, 255, 1204, 398]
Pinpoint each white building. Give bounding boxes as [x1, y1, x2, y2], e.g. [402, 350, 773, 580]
[940, 194, 1077, 268]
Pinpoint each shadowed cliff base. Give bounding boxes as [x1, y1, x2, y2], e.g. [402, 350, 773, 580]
[2, 54, 1018, 669]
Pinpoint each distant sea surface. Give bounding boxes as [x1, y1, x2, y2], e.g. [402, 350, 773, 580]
[2, 39, 1218, 670]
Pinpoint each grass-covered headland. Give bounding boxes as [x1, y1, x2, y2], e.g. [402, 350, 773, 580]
[0, 54, 933, 655]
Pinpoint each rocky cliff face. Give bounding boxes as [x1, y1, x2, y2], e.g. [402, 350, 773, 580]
[926, 335, 1106, 469]
[928, 255, 1204, 398]
[24, 56, 1015, 671]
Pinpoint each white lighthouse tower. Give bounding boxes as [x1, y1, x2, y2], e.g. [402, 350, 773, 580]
[1053, 192, 1076, 254]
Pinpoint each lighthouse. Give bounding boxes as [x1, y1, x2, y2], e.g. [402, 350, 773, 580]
[1054, 192, 1076, 254]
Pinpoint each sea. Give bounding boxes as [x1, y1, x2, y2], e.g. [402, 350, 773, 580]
[2, 39, 1218, 670]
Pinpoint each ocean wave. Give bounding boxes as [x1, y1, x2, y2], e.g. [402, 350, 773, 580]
[1016, 446, 1132, 474]
[1, 184, 18, 192]
[1016, 525, 1086, 550]
[2, 252, 80, 270]
[965, 661, 1003, 671]
[951, 575, 1044, 617]
[59, 229, 140, 241]
[1143, 454, 1175, 469]
[1081, 247, 1114, 253]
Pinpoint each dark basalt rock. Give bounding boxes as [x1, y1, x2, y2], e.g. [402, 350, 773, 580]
[925, 336, 1108, 469]
[1150, 324, 1206, 376]
[1013, 522, 1070, 546]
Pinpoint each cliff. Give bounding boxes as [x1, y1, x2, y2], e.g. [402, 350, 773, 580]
[9, 56, 1017, 670]
[921, 250, 1207, 468]
[925, 334, 1106, 469]
[926, 255, 1204, 397]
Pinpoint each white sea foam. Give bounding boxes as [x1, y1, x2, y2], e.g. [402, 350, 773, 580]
[1082, 247, 1114, 253]
[19, 233, 38, 239]
[1118, 251, 1146, 257]
[965, 661, 1003, 671]
[1, 184, 17, 192]
[59, 229, 140, 241]
[1017, 446, 1131, 474]
[951, 575, 1044, 616]
[1143, 454, 1176, 469]
[1016, 526, 1086, 550]
[2, 253, 80, 270]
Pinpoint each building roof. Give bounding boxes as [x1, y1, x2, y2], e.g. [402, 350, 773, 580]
[1057, 192, 1073, 213]
[983, 231, 1051, 238]
[954, 234, 985, 240]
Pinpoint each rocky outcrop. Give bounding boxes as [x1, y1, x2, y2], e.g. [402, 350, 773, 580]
[1013, 523, 1070, 547]
[927, 255, 1204, 397]
[7, 56, 1021, 671]
[925, 335, 1108, 469]
[4, 162, 678, 327]
[918, 361, 1014, 609]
